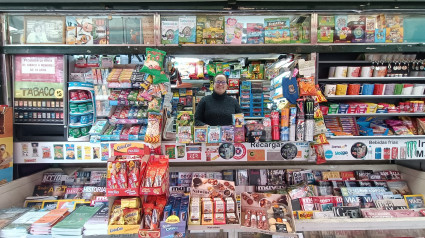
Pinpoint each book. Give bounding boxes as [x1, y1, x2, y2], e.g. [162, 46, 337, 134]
[124, 17, 142, 44]
[354, 170, 373, 180]
[358, 181, 373, 187]
[52, 206, 100, 237]
[42, 200, 59, 210]
[66, 16, 78, 45]
[108, 17, 125, 44]
[193, 127, 207, 143]
[225, 17, 243, 44]
[83, 205, 108, 236]
[340, 171, 356, 181]
[341, 187, 388, 196]
[344, 181, 359, 187]
[33, 185, 55, 196]
[347, 15, 366, 43]
[196, 15, 224, 44]
[31, 209, 69, 235]
[64, 187, 84, 199]
[92, 17, 109, 44]
[380, 170, 402, 180]
[317, 16, 335, 43]
[264, 18, 290, 44]
[142, 16, 155, 44]
[343, 196, 361, 207]
[299, 197, 315, 211]
[404, 195, 425, 209]
[81, 186, 106, 200]
[386, 180, 411, 195]
[76, 17, 93, 45]
[313, 196, 334, 211]
[57, 199, 86, 212]
[41, 172, 74, 185]
[374, 198, 408, 210]
[322, 171, 341, 181]
[246, 23, 264, 44]
[334, 15, 350, 43]
[161, 16, 179, 44]
[179, 16, 196, 43]
[89, 171, 107, 186]
[365, 16, 376, 43]
[332, 206, 361, 218]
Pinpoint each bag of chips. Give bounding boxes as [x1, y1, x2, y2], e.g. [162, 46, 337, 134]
[141, 48, 166, 76]
[298, 77, 316, 96]
[144, 112, 162, 144]
[152, 73, 168, 85]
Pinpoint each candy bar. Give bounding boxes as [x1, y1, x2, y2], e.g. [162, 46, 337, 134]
[122, 197, 140, 208]
[226, 213, 239, 224]
[214, 213, 226, 225]
[201, 214, 213, 225]
[123, 208, 140, 225]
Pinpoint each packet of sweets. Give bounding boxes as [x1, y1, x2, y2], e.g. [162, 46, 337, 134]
[123, 208, 140, 225]
[115, 161, 128, 189]
[143, 203, 154, 229]
[127, 160, 141, 188]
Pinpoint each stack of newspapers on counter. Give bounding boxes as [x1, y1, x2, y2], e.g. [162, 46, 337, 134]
[51, 206, 100, 238]
[1, 210, 48, 238]
[30, 209, 69, 236]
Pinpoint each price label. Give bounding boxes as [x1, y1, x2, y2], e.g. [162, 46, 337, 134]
[54, 89, 64, 99]
[187, 152, 201, 160]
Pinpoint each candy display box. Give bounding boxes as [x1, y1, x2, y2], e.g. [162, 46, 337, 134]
[139, 155, 169, 196]
[241, 192, 296, 235]
[106, 143, 151, 197]
[188, 178, 241, 230]
[108, 196, 141, 235]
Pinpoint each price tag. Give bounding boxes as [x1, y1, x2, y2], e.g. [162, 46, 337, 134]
[54, 89, 64, 99]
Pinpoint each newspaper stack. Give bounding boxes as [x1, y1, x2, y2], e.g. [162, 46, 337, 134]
[51, 206, 100, 238]
[30, 209, 69, 236]
[83, 205, 108, 236]
[0, 210, 48, 238]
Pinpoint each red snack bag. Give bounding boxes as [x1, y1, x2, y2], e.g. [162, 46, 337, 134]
[146, 195, 157, 204]
[129, 125, 141, 135]
[314, 144, 327, 165]
[151, 206, 160, 229]
[143, 203, 154, 229]
[78, 90, 88, 100]
[127, 160, 140, 189]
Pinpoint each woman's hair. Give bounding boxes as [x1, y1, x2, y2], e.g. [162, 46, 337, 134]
[213, 73, 228, 84]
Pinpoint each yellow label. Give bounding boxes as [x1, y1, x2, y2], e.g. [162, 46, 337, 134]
[165, 215, 180, 224]
[54, 89, 64, 99]
[108, 225, 139, 235]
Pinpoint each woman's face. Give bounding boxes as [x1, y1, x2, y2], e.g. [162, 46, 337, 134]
[213, 75, 228, 95]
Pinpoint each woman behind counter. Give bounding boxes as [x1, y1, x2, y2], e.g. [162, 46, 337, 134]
[195, 74, 242, 126]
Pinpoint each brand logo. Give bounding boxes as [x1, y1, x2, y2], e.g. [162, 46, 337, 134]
[335, 151, 348, 156]
[110, 227, 123, 233]
[324, 150, 333, 159]
[332, 144, 347, 149]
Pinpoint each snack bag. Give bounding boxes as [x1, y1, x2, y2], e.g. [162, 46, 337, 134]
[144, 112, 162, 144]
[123, 208, 140, 225]
[152, 74, 169, 85]
[207, 64, 216, 76]
[298, 77, 316, 96]
[197, 61, 205, 79]
[215, 63, 224, 74]
[127, 160, 141, 188]
[148, 97, 162, 112]
[140, 48, 166, 76]
[177, 126, 192, 143]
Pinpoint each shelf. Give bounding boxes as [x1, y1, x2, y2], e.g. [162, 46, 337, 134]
[107, 82, 133, 89]
[14, 107, 64, 112]
[245, 116, 264, 120]
[14, 122, 64, 125]
[328, 135, 425, 139]
[109, 100, 146, 106]
[109, 118, 146, 124]
[69, 122, 93, 128]
[181, 79, 210, 84]
[319, 60, 371, 64]
[69, 99, 92, 103]
[69, 110, 94, 116]
[295, 217, 425, 231]
[319, 77, 425, 82]
[325, 113, 425, 117]
[4, 43, 425, 55]
[327, 95, 425, 100]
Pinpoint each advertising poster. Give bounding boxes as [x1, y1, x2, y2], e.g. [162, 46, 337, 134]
[0, 106, 13, 184]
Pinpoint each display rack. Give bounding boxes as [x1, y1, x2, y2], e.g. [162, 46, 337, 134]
[319, 77, 425, 82]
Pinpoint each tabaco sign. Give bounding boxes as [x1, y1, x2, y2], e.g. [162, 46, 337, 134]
[113, 143, 150, 156]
